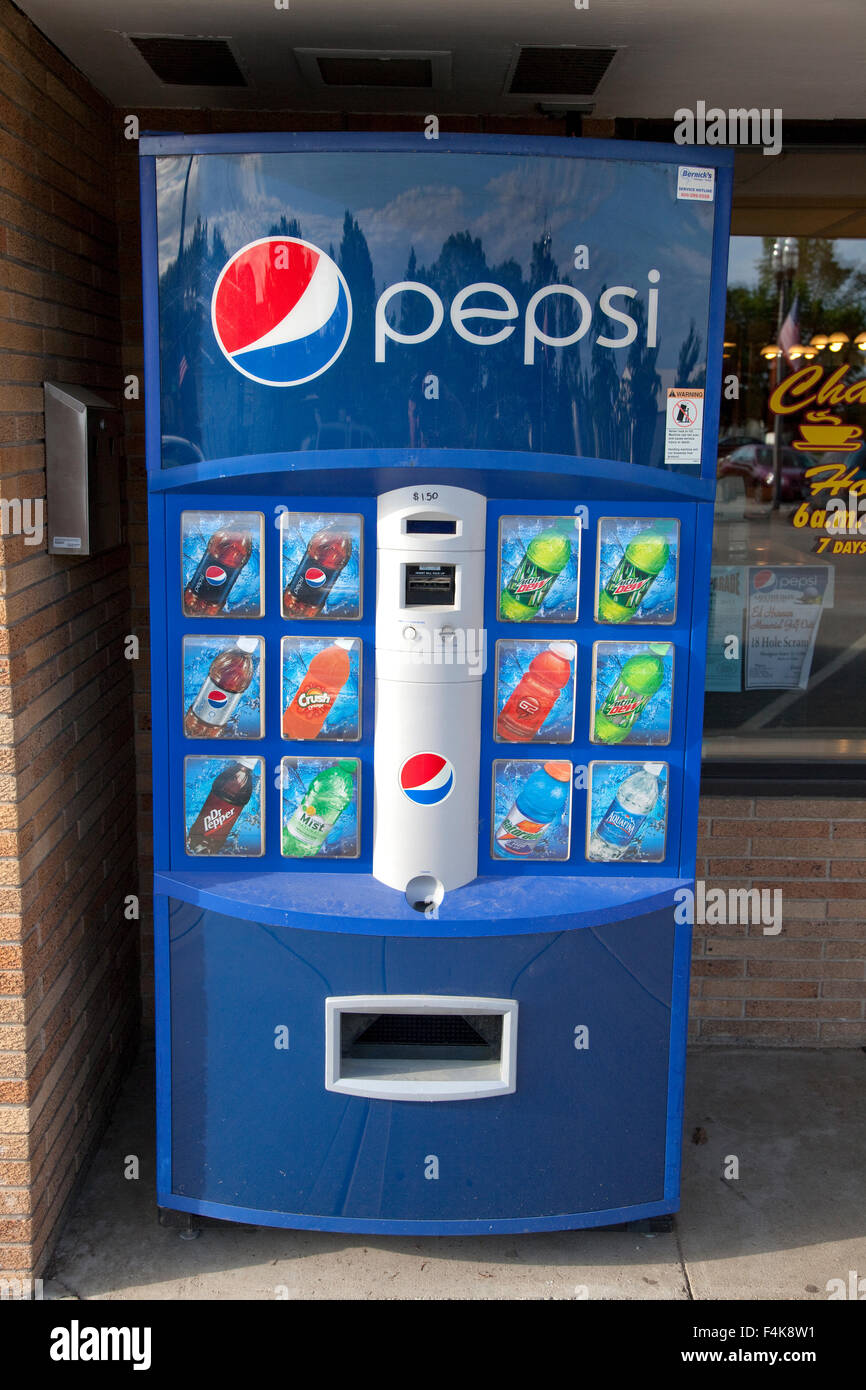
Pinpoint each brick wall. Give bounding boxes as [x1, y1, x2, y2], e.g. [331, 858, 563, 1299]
[692, 797, 866, 1044]
[0, 0, 138, 1281]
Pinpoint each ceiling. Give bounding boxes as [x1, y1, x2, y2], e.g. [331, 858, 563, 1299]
[15, 0, 866, 117]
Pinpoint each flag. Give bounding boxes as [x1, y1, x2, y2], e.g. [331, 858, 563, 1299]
[778, 296, 800, 364]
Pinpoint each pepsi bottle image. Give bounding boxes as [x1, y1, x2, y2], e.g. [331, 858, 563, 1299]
[183, 638, 257, 739]
[183, 528, 253, 617]
[186, 759, 256, 855]
[283, 529, 353, 618]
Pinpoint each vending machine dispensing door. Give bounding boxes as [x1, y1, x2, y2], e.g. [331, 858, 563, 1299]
[373, 486, 486, 897]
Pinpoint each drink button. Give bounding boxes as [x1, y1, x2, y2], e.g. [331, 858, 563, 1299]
[403, 625, 418, 641]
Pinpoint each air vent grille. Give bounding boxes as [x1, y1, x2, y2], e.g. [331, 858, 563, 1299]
[509, 46, 616, 96]
[129, 36, 246, 87]
[317, 55, 433, 87]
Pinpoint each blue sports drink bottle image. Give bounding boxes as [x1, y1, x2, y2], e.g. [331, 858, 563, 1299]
[494, 761, 571, 857]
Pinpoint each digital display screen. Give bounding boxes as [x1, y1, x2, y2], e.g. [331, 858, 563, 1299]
[405, 519, 457, 535]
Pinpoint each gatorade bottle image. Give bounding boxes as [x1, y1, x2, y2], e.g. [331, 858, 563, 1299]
[500, 526, 572, 622]
[186, 759, 256, 855]
[184, 638, 258, 739]
[283, 529, 353, 618]
[588, 763, 663, 861]
[494, 761, 571, 857]
[496, 642, 575, 742]
[282, 640, 353, 740]
[597, 530, 670, 623]
[183, 528, 253, 616]
[283, 759, 357, 857]
[593, 649, 665, 745]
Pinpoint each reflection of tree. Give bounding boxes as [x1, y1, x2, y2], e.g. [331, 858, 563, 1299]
[677, 321, 703, 387]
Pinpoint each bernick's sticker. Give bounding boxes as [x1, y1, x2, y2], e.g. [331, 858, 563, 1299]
[676, 166, 715, 202]
[664, 388, 704, 466]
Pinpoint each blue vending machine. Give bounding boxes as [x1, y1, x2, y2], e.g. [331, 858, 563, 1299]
[141, 132, 732, 1233]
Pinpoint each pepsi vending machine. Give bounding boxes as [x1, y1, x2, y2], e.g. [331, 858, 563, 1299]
[141, 133, 732, 1232]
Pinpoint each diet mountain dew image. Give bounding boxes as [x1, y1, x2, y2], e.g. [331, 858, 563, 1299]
[596, 519, 678, 624]
[282, 758, 358, 858]
[499, 518, 578, 623]
[592, 642, 673, 745]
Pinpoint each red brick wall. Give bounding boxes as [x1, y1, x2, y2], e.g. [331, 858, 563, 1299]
[693, 797, 866, 1044]
[0, 0, 138, 1280]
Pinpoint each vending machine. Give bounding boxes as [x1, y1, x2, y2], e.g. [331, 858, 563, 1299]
[140, 132, 732, 1232]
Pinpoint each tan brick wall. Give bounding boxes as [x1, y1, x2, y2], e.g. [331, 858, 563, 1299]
[0, 0, 138, 1280]
[692, 797, 866, 1045]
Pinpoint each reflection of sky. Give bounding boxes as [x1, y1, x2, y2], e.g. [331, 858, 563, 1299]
[727, 235, 866, 289]
[157, 150, 714, 346]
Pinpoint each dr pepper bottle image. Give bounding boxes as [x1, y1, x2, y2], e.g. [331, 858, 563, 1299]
[186, 759, 256, 854]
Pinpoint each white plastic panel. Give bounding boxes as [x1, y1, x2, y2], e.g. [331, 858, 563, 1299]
[325, 994, 518, 1102]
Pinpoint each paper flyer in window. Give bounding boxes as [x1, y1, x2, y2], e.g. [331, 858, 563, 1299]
[706, 566, 744, 693]
[745, 566, 833, 691]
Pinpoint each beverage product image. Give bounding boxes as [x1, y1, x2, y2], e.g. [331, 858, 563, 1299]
[283, 528, 353, 617]
[588, 763, 664, 861]
[597, 530, 670, 623]
[183, 527, 253, 616]
[593, 650, 665, 745]
[283, 759, 357, 857]
[184, 638, 258, 738]
[494, 761, 571, 857]
[186, 758, 257, 855]
[282, 640, 353, 740]
[496, 642, 575, 742]
[500, 526, 572, 622]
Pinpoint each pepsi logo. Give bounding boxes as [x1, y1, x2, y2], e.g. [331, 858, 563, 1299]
[399, 752, 454, 806]
[211, 236, 352, 387]
[304, 567, 327, 588]
[207, 690, 229, 709]
[205, 565, 227, 586]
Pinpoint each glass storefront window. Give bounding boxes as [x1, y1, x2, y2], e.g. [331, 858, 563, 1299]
[705, 236, 866, 765]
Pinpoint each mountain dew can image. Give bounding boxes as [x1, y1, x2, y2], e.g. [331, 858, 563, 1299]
[500, 526, 572, 622]
[594, 651, 665, 744]
[597, 531, 670, 623]
[283, 759, 356, 857]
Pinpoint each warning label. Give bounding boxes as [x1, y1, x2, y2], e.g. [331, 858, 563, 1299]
[664, 388, 704, 466]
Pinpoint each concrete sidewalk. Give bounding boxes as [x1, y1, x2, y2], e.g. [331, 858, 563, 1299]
[44, 1048, 866, 1301]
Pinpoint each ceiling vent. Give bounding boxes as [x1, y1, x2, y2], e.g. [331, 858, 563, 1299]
[128, 35, 247, 87]
[507, 46, 617, 97]
[295, 49, 452, 90]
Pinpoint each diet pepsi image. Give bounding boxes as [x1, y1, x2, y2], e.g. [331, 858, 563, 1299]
[283, 528, 352, 618]
[184, 528, 253, 616]
[186, 759, 256, 855]
[588, 763, 663, 861]
[184, 638, 258, 739]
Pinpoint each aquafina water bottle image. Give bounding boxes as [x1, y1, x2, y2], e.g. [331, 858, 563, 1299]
[587, 762, 668, 863]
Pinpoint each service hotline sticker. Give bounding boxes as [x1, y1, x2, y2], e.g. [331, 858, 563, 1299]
[491, 758, 572, 862]
[494, 639, 576, 744]
[181, 511, 264, 618]
[183, 636, 264, 740]
[184, 755, 264, 858]
[498, 516, 580, 624]
[590, 641, 674, 747]
[281, 756, 360, 859]
[585, 761, 668, 864]
[279, 512, 363, 620]
[595, 517, 679, 625]
[281, 636, 361, 741]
